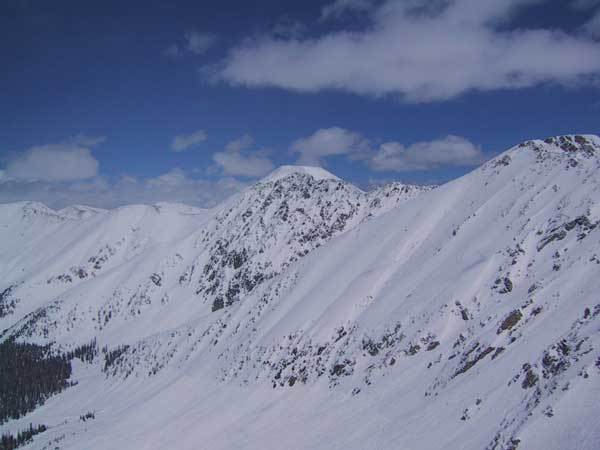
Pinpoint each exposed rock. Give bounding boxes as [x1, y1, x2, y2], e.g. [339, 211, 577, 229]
[498, 310, 523, 334]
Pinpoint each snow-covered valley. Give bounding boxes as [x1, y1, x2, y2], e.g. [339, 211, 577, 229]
[1, 135, 599, 450]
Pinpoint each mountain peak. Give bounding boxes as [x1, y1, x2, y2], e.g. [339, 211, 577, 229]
[259, 165, 341, 183]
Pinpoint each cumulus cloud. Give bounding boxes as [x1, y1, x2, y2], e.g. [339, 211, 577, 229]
[272, 19, 307, 39]
[574, 0, 600, 38]
[185, 31, 217, 54]
[0, 136, 247, 209]
[163, 44, 183, 59]
[224, 134, 254, 153]
[583, 11, 600, 38]
[212, 135, 275, 177]
[291, 128, 484, 171]
[1, 136, 104, 182]
[370, 135, 484, 171]
[171, 130, 208, 152]
[291, 127, 371, 165]
[321, 0, 375, 19]
[163, 31, 216, 59]
[0, 170, 246, 210]
[129, 169, 244, 206]
[212, 0, 600, 102]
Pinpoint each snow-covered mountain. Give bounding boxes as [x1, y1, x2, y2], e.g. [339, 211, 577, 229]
[0, 166, 431, 346]
[1, 136, 599, 450]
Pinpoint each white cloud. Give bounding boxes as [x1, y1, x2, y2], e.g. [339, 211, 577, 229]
[291, 127, 371, 166]
[163, 31, 217, 59]
[290, 128, 484, 171]
[66, 135, 106, 147]
[171, 130, 208, 152]
[212, 0, 600, 102]
[163, 44, 183, 59]
[571, 0, 600, 38]
[185, 31, 217, 55]
[1, 137, 104, 182]
[213, 152, 274, 177]
[224, 134, 253, 153]
[146, 168, 189, 187]
[0, 136, 247, 209]
[272, 19, 307, 39]
[370, 135, 484, 171]
[584, 11, 600, 37]
[321, 0, 374, 20]
[136, 169, 245, 206]
[0, 170, 246, 210]
[212, 135, 275, 177]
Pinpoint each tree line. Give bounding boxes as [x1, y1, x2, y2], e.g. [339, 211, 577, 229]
[0, 338, 97, 424]
[0, 423, 47, 450]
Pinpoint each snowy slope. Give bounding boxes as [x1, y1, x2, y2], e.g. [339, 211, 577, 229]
[1, 139, 599, 450]
[0, 166, 430, 346]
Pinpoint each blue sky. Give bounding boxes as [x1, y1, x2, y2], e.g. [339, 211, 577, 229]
[1, 0, 600, 208]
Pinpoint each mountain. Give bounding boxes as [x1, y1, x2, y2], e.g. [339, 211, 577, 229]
[0, 167, 431, 345]
[1, 137, 599, 450]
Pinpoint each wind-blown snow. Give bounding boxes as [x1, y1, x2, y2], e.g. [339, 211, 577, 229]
[1, 137, 599, 450]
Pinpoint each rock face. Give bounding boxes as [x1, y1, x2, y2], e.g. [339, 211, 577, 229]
[1, 137, 600, 450]
[194, 172, 433, 312]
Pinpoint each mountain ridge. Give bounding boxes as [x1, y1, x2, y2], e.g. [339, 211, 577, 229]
[0, 164, 432, 216]
[1, 134, 599, 450]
